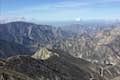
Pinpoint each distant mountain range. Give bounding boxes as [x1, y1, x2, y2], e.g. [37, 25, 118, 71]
[61, 20, 120, 35]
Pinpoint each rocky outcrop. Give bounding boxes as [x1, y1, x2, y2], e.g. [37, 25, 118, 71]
[32, 48, 59, 60]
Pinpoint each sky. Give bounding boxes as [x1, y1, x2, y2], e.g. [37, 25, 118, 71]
[0, 0, 120, 22]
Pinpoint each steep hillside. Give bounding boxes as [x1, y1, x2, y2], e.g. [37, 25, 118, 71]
[32, 48, 104, 80]
[0, 48, 104, 80]
[0, 39, 32, 58]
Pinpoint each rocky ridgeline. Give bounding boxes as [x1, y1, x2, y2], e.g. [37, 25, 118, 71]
[0, 48, 104, 80]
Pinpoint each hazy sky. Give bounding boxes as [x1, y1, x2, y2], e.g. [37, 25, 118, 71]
[0, 0, 120, 21]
